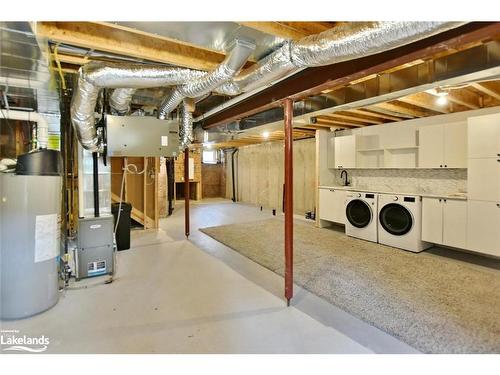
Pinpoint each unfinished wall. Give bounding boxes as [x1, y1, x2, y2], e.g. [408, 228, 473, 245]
[226, 138, 316, 215]
[202, 163, 226, 198]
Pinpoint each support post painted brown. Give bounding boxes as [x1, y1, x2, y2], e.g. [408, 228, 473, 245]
[284, 98, 294, 305]
[184, 148, 190, 238]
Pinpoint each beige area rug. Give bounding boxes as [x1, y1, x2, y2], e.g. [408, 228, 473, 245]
[200, 218, 500, 353]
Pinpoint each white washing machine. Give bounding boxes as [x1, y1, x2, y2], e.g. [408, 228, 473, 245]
[345, 191, 378, 243]
[377, 194, 432, 253]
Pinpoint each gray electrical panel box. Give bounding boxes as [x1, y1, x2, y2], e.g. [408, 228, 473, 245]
[106, 114, 179, 157]
[76, 215, 114, 280]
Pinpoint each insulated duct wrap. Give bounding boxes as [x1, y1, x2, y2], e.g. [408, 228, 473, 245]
[109, 88, 137, 115]
[71, 62, 207, 152]
[158, 39, 256, 119]
[179, 100, 193, 150]
[215, 21, 464, 96]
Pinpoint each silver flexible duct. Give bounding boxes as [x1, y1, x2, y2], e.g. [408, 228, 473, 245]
[71, 62, 207, 152]
[179, 100, 193, 150]
[109, 88, 137, 115]
[215, 21, 464, 96]
[158, 39, 256, 119]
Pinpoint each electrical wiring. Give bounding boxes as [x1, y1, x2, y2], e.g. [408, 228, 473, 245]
[53, 43, 67, 90]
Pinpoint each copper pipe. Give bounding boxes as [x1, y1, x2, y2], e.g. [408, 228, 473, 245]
[184, 148, 190, 238]
[283, 98, 294, 306]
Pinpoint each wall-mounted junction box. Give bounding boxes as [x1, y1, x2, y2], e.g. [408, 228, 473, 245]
[106, 115, 179, 157]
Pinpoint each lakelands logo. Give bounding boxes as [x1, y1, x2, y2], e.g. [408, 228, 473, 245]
[1, 330, 49, 353]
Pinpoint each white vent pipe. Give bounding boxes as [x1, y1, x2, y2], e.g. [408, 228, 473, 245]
[0, 109, 49, 149]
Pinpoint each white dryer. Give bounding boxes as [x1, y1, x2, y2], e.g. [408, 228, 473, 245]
[377, 194, 432, 253]
[345, 191, 378, 243]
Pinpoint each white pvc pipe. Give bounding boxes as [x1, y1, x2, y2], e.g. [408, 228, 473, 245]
[0, 109, 49, 149]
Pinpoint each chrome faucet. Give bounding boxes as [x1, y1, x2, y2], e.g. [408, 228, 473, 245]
[340, 169, 350, 186]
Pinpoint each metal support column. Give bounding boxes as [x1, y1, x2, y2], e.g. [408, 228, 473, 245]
[184, 148, 190, 238]
[283, 98, 294, 306]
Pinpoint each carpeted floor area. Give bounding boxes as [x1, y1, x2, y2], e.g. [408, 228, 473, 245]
[200, 218, 500, 354]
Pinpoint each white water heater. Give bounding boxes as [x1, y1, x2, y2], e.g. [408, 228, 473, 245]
[0, 150, 62, 319]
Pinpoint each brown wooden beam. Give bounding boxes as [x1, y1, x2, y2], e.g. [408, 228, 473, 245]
[201, 22, 500, 129]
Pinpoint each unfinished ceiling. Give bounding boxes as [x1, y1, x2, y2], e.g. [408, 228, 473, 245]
[7, 21, 500, 149]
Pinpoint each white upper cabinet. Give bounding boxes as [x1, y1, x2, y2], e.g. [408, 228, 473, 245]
[334, 135, 356, 169]
[418, 122, 467, 168]
[468, 113, 500, 159]
[443, 122, 467, 168]
[468, 158, 500, 201]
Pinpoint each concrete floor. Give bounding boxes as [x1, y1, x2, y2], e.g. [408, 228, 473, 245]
[1, 199, 418, 354]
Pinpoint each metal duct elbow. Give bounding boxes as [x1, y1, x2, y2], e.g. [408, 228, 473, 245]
[215, 22, 464, 96]
[158, 39, 256, 119]
[71, 61, 207, 152]
[179, 100, 193, 150]
[109, 88, 137, 115]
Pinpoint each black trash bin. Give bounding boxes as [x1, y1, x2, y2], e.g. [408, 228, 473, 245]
[111, 202, 132, 251]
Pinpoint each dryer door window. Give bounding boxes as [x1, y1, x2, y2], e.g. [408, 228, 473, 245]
[346, 199, 372, 228]
[379, 203, 413, 236]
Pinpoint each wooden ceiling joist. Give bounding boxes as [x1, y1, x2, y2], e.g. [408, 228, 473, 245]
[446, 89, 481, 110]
[397, 92, 450, 114]
[370, 102, 429, 118]
[470, 82, 500, 101]
[323, 112, 384, 125]
[239, 22, 336, 40]
[36, 22, 229, 71]
[347, 108, 404, 122]
[315, 117, 365, 128]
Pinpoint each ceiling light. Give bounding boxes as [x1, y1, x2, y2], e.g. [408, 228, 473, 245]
[436, 95, 448, 106]
[262, 131, 270, 139]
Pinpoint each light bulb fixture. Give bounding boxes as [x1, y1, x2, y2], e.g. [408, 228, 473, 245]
[203, 142, 213, 149]
[262, 131, 270, 139]
[436, 95, 448, 106]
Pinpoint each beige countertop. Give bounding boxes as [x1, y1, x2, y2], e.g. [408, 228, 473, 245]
[318, 185, 467, 200]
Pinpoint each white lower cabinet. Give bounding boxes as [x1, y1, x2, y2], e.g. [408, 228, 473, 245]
[467, 200, 500, 257]
[319, 188, 346, 224]
[422, 198, 443, 244]
[442, 199, 467, 249]
[422, 197, 467, 249]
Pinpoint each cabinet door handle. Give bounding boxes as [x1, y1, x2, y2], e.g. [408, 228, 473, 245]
[439, 199, 442, 202]
[444, 199, 447, 202]
[444, 165, 447, 168]
[497, 203, 500, 208]
[440, 165, 443, 168]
